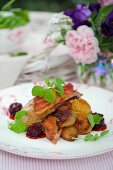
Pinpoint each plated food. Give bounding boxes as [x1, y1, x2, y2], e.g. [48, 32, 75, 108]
[8, 77, 109, 144]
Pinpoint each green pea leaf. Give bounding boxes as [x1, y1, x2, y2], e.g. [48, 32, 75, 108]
[55, 84, 64, 95]
[32, 77, 65, 103]
[83, 130, 109, 142]
[8, 121, 27, 133]
[84, 134, 93, 141]
[100, 130, 109, 137]
[87, 114, 103, 128]
[15, 110, 28, 121]
[44, 77, 54, 87]
[84, 134, 100, 141]
[32, 86, 44, 97]
[93, 114, 103, 124]
[44, 88, 56, 103]
[55, 77, 65, 95]
[87, 114, 95, 128]
[55, 77, 65, 85]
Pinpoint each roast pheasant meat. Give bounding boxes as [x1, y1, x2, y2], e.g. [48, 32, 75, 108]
[22, 83, 82, 127]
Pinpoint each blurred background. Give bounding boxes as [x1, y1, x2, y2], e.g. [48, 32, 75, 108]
[0, 0, 98, 12]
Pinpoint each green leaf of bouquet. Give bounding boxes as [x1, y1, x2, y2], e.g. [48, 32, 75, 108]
[32, 86, 44, 97]
[94, 5, 113, 27]
[44, 88, 56, 103]
[15, 110, 28, 121]
[10, 51, 28, 57]
[0, 9, 29, 29]
[2, 0, 15, 11]
[8, 121, 27, 133]
[100, 5, 113, 17]
[72, 0, 98, 3]
[55, 39, 65, 44]
[61, 28, 67, 38]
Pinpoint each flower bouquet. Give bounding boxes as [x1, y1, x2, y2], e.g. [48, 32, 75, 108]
[44, 1, 113, 88]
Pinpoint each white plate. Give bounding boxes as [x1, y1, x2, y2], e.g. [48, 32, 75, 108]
[0, 83, 113, 159]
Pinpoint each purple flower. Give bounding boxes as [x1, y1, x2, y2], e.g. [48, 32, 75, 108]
[89, 3, 101, 12]
[76, 4, 85, 10]
[93, 60, 108, 75]
[64, 4, 91, 29]
[64, 9, 73, 17]
[101, 10, 113, 36]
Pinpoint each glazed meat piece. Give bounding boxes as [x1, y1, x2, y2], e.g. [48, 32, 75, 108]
[22, 83, 82, 126]
[53, 102, 77, 128]
[42, 116, 62, 144]
[53, 102, 71, 125]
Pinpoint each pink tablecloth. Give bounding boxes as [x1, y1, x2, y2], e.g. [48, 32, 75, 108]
[0, 150, 113, 170]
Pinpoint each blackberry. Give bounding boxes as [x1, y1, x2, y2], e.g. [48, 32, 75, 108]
[26, 123, 45, 139]
[9, 102, 22, 119]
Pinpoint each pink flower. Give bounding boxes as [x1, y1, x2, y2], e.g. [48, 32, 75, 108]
[66, 25, 100, 64]
[99, 0, 113, 5]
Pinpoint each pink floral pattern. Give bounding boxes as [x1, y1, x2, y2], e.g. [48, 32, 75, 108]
[108, 96, 113, 103]
[66, 25, 100, 64]
[0, 95, 16, 115]
[8, 30, 23, 44]
[109, 118, 113, 125]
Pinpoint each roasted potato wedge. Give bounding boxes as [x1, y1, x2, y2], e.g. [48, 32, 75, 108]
[61, 126, 78, 141]
[71, 99, 91, 117]
[74, 113, 92, 135]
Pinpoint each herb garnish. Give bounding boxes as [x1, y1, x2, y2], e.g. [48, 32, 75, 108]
[73, 130, 109, 141]
[15, 110, 28, 121]
[8, 110, 28, 133]
[87, 114, 103, 128]
[32, 77, 65, 103]
[8, 121, 26, 133]
[83, 130, 109, 141]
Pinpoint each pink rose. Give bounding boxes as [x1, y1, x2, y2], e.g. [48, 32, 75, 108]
[66, 26, 100, 64]
[99, 0, 113, 5]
